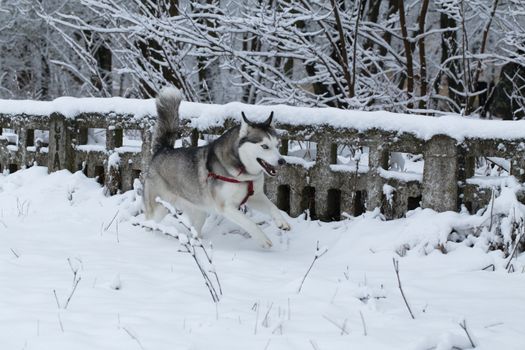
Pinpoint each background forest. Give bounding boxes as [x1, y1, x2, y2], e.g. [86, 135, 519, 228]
[1, 0, 524, 118]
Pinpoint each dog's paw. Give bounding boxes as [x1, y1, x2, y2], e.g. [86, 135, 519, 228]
[277, 220, 291, 231]
[260, 237, 273, 249]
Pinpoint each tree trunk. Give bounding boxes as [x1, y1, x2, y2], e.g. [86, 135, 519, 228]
[467, 0, 500, 114]
[137, 0, 180, 97]
[39, 38, 51, 100]
[417, 0, 430, 109]
[329, 0, 354, 99]
[94, 42, 112, 96]
[436, 9, 461, 111]
[398, 0, 414, 109]
[363, 0, 382, 74]
[351, 0, 365, 98]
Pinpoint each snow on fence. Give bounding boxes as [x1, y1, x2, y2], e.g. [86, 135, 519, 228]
[1, 97, 525, 220]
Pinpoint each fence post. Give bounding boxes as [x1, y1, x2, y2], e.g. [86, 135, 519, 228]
[141, 126, 153, 176]
[314, 137, 332, 219]
[366, 142, 388, 211]
[17, 126, 28, 168]
[106, 127, 123, 150]
[511, 155, 525, 183]
[106, 153, 121, 195]
[48, 113, 75, 172]
[105, 126, 123, 194]
[422, 135, 458, 212]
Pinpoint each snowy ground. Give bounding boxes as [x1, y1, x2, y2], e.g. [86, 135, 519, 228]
[1, 167, 524, 350]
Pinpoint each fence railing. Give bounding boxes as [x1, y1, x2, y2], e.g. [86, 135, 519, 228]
[1, 101, 524, 221]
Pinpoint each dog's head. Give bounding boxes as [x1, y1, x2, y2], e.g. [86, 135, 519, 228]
[238, 111, 285, 177]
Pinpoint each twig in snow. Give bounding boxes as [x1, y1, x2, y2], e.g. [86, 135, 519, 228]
[505, 219, 524, 272]
[330, 285, 339, 304]
[0, 220, 7, 228]
[210, 270, 222, 295]
[154, 197, 222, 303]
[123, 327, 146, 350]
[488, 189, 495, 232]
[264, 339, 271, 350]
[64, 276, 81, 309]
[254, 302, 260, 335]
[482, 264, 495, 271]
[180, 242, 221, 303]
[484, 322, 504, 329]
[459, 319, 476, 348]
[322, 315, 349, 335]
[57, 313, 64, 333]
[67, 258, 81, 286]
[16, 198, 30, 217]
[339, 318, 348, 335]
[104, 210, 119, 231]
[344, 266, 350, 280]
[10, 248, 19, 258]
[262, 302, 274, 328]
[392, 258, 415, 319]
[359, 311, 367, 336]
[53, 290, 61, 308]
[272, 323, 283, 335]
[309, 339, 321, 350]
[298, 241, 328, 293]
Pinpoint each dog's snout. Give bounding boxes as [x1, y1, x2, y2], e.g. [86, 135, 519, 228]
[278, 158, 286, 166]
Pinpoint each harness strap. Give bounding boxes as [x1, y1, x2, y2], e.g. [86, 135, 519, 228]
[207, 172, 254, 206]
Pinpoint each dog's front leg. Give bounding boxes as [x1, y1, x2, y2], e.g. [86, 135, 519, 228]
[221, 206, 273, 248]
[247, 194, 291, 231]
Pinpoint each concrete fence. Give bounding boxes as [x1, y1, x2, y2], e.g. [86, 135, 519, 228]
[1, 109, 524, 221]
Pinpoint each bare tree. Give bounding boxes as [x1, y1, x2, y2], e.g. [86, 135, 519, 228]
[417, 0, 430, 110]
[398, 0, 414, 109]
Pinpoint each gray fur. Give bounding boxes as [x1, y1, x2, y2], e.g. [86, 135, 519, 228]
[152, 87, 184, 154]
[143, 88, 290, 248]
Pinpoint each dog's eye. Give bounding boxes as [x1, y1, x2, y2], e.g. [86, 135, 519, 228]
[261, 144, 269, 150]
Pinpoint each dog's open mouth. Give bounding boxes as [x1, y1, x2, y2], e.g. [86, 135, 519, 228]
[257, 158, 277, 176]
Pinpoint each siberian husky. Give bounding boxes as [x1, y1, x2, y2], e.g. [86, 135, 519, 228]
[143, 87, 290, 248]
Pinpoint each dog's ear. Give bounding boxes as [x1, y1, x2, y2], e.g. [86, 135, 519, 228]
[240, 111, 250, 137]
[263, 111, 274, 126]
[241, 112, 253, 126]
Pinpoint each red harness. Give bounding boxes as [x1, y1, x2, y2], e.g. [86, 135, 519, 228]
[207, 169, 254, 206]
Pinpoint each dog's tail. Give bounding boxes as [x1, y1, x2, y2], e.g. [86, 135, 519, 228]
[152, 86, 184, 154]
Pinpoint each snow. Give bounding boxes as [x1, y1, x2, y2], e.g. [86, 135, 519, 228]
[107, 152, 120, 168]
[1, 167, 525, 349]
[75, 145, 106, 152]
[379, 168, 424, 182]
[330, 163, 370, 173]
[0, 97, 155, 119]
[2, 98, 525, 141]
[114, 146, 142, 154]
[26, 146, 49, 153]
[0, 131, 18, 144]
[180, 102, 525, 141]
[282, 156, 315, 169]
[383, 184, 396, 206]
[466, 175, 519, 189]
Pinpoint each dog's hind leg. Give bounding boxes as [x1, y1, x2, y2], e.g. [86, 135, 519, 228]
[176, 202, 207, 237]
[190, 210, 207, 237]
[143, 179, 169, 222]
